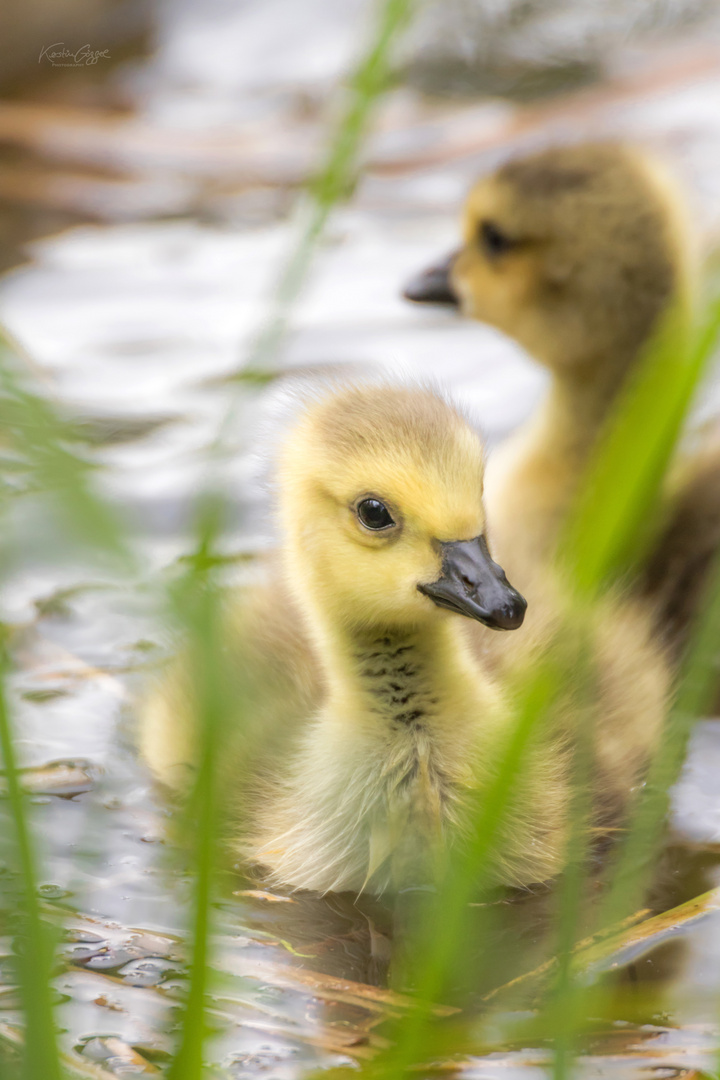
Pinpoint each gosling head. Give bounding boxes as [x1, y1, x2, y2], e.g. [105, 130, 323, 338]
[404, 143, 693, 376]
[277, 383, 526, 634]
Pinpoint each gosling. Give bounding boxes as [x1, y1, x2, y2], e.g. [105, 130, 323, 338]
[141, 382, 667, 895]
[402, 142, 715, 645]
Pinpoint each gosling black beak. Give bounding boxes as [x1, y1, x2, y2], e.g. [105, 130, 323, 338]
[402, 250, 460, 306]
[418, 535, 526, 631]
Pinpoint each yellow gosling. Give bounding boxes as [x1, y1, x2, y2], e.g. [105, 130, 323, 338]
[140, 382, 668, 895]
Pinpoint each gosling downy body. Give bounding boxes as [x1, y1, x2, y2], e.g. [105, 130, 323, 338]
[403, 142, 714, 646]
[140, 383, 667, 895]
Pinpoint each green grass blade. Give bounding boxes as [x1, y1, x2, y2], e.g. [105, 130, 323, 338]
[167, 501, 235, 1080]
[0, 335, 131, 566]
[244, 0, 415, 374]
[0, 648, 63, 1080]
[547, 650, 595, 1080]
[561, 300, 720, 593]
[533, 298, 720, 1071]
[369, 656, 565, 1079]
[599, 543, 720, 932]
[532, 545, 720, 1080]
[365, 293, 720, 1078]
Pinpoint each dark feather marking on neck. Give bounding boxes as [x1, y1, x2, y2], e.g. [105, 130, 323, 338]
[354, 634, 435, 729]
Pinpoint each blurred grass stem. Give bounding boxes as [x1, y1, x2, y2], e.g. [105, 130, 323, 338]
[0, 649, 62, 1080]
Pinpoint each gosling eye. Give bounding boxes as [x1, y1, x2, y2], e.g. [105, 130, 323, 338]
[356, 497, 396, 531]
[479, 220, 514, 258]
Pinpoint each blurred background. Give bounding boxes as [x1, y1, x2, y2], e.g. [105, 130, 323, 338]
[3, 1, 720, 1077]
[5, 0, 720, 530]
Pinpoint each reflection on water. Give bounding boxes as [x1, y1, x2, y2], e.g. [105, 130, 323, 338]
[3, 2, 720, 1076]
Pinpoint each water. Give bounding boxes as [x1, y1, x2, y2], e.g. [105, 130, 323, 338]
[3, 3, 720, 1075]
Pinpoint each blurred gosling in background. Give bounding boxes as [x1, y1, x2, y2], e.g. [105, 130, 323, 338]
[404, 142, 719, 653]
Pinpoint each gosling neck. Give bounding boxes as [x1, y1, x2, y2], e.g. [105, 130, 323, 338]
[538, 295, 690, 457]
[310, 608, 478, 733]
[539, 363, 626, 463]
